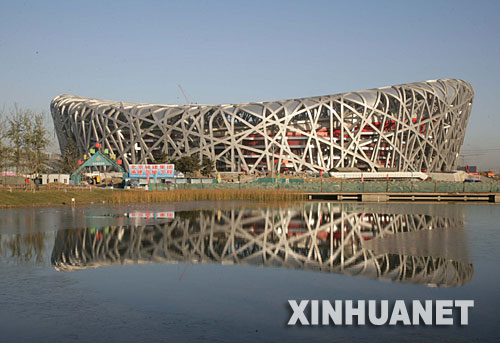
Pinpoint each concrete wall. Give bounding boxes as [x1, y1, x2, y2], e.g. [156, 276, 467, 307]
[429, 172, 466, 182]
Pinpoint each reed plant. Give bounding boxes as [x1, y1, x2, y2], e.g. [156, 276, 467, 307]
[109, 188, 305, 204]
[0, 188, 305, 207]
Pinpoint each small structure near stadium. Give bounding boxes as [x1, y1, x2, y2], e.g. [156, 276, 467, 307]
[71, 145, 127, 185]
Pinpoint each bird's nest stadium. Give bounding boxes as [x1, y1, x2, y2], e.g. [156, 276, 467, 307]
[50, 79, 473, 173]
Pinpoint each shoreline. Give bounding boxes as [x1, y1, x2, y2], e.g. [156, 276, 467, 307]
[0, 188, 305, 208]
[1, 186, 499, 208]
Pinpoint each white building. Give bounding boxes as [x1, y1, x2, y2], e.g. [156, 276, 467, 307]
[41, 174, 71, 185]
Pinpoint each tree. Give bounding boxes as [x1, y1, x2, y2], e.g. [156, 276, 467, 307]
[174, 155, 200, 175]
[200, 156, 215, 176]
[0, 110, 11, 177]
[26, 113, 50, 175]
[5, 106, 50, 175]
[59, 138, 80, 173]
[153, 151, 169, 164]
[6, 106, 30, 173]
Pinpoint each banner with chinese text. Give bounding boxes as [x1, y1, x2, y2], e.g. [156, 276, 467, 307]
[128, 164, 175, 178]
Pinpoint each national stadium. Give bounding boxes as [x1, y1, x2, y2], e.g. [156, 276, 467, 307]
[50, 79, 473, 173]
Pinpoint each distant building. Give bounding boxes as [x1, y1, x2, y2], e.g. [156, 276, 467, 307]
[457, 166, 477, 173]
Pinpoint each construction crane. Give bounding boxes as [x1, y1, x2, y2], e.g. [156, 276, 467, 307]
[178, 84, 191, 105]
[459, 153, 485, 167]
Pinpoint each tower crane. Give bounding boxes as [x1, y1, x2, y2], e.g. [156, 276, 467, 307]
[178, 84, 191, 105]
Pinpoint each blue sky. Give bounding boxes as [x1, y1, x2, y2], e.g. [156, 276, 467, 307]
[1, 0, 499, 168]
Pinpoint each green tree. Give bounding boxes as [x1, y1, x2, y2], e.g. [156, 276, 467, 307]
[200, 156, 215, 176]
[153, 151, 169, 164]
[59, 138, 81, 173]
[174, 155, 200, 176]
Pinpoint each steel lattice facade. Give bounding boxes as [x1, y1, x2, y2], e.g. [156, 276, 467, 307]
[51, 203, 472, 287]
[50, 79, 473, 173]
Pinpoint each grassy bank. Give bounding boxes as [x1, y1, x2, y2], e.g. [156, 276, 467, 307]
[0, 189, 115, 207]
[0, 188, 305, 208]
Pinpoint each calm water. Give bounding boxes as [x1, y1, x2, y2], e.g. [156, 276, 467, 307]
[0, 201, 499, 342]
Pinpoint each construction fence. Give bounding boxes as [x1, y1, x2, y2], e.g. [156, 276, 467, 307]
[148, 180, 500, 193]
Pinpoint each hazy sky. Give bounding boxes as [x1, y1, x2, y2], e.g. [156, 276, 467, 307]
[1, 0, 499, 169]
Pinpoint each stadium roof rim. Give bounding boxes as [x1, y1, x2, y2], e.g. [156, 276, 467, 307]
[51, 78, 473, 108]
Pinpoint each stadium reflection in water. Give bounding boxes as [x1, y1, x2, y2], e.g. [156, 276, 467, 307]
[51, 203, 473, 287]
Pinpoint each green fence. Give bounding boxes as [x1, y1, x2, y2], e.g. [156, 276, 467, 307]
[255, 178, 304, 184]
[147, 181, 500, 193]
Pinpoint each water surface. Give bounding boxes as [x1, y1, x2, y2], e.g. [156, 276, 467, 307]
[0, 202, 498, 342]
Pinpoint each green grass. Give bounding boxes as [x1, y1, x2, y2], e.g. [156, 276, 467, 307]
[0, 189, 115, 207]
[0, 188, 305, 208]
